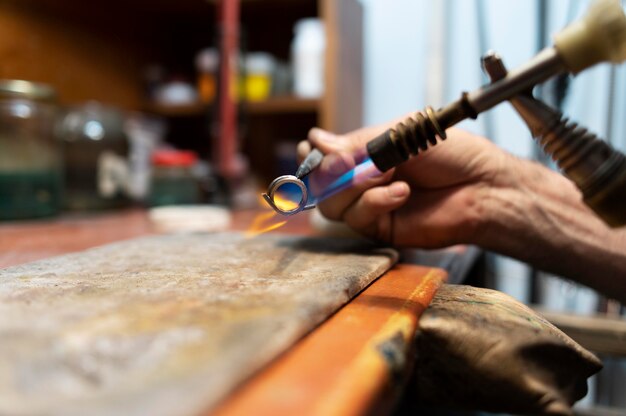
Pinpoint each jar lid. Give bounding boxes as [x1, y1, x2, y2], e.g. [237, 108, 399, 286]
[245, 52, 275, 74]
[195, 48, 219, 72]
[152, 149, 198, 167]
[293, 18, 324, 35]
[0, 80, 57, 102]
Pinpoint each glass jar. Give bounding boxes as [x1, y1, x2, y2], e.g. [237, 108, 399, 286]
[195, 48, 219, 104]
[149, 149, 200, 207]
[0, 80, 62, 220]
[59, 102, 130, 211]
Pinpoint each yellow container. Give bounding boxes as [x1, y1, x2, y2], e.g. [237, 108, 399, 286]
[245, 74, 272, 102]
[244, 52, 275, 102]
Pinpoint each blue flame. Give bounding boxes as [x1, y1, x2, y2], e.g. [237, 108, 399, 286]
[313, 158, 380, 203]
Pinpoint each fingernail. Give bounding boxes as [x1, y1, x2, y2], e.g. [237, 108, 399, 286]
[389, 182, 409, 198]
[297, 141, 311, 157]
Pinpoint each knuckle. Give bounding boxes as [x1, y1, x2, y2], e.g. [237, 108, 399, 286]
[348, 132, 368, 150]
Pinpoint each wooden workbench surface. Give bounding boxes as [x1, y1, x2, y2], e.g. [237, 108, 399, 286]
[0, 209, 446, 415]
[0, 209, 312, 269]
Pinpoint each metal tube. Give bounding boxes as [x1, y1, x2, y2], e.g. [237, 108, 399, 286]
[467, 47, 566, 113]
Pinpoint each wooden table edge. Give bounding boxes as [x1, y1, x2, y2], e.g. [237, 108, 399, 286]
[211, 264, 447, 416]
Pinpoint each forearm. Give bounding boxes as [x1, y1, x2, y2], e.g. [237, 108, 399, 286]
[478, 155, 626, 304]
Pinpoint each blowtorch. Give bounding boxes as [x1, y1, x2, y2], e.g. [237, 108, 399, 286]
[264, 0, 626, 227]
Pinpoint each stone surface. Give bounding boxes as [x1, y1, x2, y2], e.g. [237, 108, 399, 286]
[0, 232, 396, 416]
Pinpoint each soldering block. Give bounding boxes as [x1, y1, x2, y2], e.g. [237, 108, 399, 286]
[0, 232, 396, 415]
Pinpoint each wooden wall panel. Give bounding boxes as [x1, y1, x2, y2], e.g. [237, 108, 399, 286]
[0, 2, 147, 109]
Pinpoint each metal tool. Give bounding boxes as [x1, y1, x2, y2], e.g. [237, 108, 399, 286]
[262, 175, 315, 216]
[367, 0, 626, 172]
[262, 0, 626, 223]
[364, 0, 626, 226]
[482, 52, 626, 226]
[295, 148, 324, 179]
[263, 149, 323, 215]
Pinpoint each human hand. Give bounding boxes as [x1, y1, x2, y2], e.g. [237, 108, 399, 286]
[298, 125, 513, 248]
[298, 122, 626, 304]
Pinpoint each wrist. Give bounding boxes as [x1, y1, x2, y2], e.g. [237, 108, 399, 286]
[472, 155, 560, 250]
[463, 150, 525, 246]
[457, 150, 626, 303]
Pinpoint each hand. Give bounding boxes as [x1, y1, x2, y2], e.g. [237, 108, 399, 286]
[298, 125, 513, 248]
[298, 122, 626, 303]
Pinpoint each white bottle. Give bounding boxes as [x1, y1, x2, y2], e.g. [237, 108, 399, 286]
[291, 18, 326, 98]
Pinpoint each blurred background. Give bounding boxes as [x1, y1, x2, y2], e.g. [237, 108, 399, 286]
[0, 0, 624, 411]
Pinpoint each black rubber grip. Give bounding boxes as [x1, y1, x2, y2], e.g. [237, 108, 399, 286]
[366, 130, 408, 172]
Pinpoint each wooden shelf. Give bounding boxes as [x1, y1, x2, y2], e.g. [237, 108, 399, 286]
[23, 0, 313, 16]
[246, 96, 319, 114]
[144, 96, 319, 118]
[143, 102, 210, 118]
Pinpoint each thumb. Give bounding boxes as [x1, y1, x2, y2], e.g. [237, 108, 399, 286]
[308, 128, 344, 154]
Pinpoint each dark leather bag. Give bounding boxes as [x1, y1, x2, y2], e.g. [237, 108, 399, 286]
[409, 284, 602, 415]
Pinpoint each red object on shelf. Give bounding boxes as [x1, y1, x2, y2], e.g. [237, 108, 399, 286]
[152, 149, 198, 167]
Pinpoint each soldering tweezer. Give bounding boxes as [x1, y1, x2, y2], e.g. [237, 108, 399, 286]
[295, 148, 324, 179]
[261, 148, 324, 216]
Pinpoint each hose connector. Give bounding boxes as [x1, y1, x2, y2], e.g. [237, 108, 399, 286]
[367, 107, 446, 172]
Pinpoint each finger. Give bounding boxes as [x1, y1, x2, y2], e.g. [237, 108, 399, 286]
[296, 140, 312, 163]
[309, 127, 372, 163]
[309, 151, 356, 195]
[308, 128, 347, 153]
[342, 181, 410, 230]
[317, 167, 395, 221]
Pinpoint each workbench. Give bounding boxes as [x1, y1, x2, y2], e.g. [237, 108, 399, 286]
[0, 209, 463, 415]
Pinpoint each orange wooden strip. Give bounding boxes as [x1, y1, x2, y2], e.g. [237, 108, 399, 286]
[212, 264, 446, 416]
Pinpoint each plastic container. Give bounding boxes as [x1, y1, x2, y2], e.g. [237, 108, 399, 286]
[149, 149, 200, 207]
[244, 52, 275, 101]
[291, 18, 326, 98]
[0, 80, 62, 220]
[153, 80, 198, 106]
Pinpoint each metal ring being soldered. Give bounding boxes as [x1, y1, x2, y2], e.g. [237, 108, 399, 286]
[262, 175, 315, 216]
